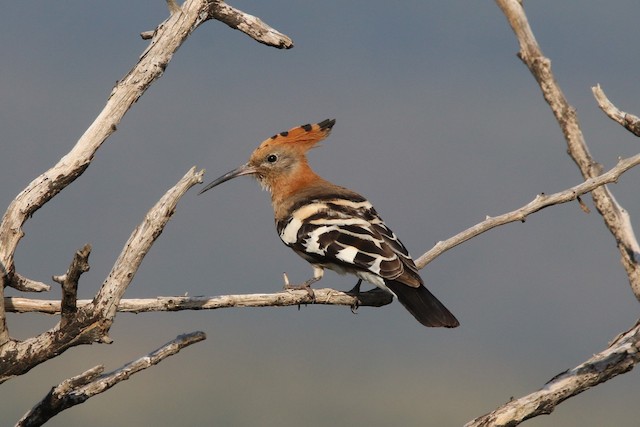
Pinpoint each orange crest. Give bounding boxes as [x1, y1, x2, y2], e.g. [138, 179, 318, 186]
[257, 119, 336, 154]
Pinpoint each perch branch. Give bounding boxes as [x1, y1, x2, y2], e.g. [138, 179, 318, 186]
[16, 331, 206, 427]
[465, 319, 640, 427]
[5, 288, 393, 314]
[592, 84, 640, 138]
[495, 0, 640, 300]
[416, 153, 640, 268]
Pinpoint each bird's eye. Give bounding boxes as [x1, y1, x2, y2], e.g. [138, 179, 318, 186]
[266, 154, 278, 163]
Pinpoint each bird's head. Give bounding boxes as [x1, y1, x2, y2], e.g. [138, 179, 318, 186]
[199, 119, 336, 195]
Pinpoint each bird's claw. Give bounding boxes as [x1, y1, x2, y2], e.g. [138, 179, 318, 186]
[282, 272, 316, 302]
[345, 279, 362, 314]
[350, 299, 360, 314]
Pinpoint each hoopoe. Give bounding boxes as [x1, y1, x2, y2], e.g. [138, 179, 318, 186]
[199, 119, 459, 328]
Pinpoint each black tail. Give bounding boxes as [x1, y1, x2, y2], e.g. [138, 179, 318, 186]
[385, 281, 459, 328]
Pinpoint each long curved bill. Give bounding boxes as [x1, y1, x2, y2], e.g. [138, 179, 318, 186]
[198, 163, 257, 195]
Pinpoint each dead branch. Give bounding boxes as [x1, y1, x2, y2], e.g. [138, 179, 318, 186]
[5, 287, 392, 315]
[495, 0, 640, 300]
[0, 0, 291, 424]
[10, 275, 51, 293]
[592, 84, 640, 138]
[0, 167, 203, 384]
[52, 244, 91, 329]
[0, 0, 288, 380]
[89, 168, 204, 328]
[461, 1, 640, 425]
[16, 331, 206, 427]
[207, 0, 294, 49]
[0, 0, 293, 347]
[465, 320, 640, 427]
[417, 153, 640, 268]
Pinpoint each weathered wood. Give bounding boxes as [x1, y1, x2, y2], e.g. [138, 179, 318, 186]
[5, 287, 392, 314]
[0, 168, 203, 384]
[593, 84, 640, 138]
[16, 332, 206, 427]
[466, 320, 640, 427]
[495, 0, 640, 300]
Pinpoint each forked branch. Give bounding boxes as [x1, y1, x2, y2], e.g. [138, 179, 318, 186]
[495, 0, 640, 300]
[0, 167, 203, 384]
[463, 1, 640, 425]
[0, 0, 293, 347]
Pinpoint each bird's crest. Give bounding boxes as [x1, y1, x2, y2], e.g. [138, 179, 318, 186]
[257, 119, 336, 154]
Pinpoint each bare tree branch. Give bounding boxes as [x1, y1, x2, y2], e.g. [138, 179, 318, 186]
[89, 167, 203, 333]
[0, 0, 205, 345]
[461, 1, 640, 425]
[142, 1, 294, 48]
[416, 153, 640, 268]
[592, 84, 640, 138]
[0, 1, 291, 424]
[5, 288, 393, 315]
[16, 331, 206, 427]
[208, 0, 294, 49]
[0, 0, 293, 347]
[495, 0, 640, 300]
[1, 0, 286, 381]
[465, 319, 640, 427]
[10, 274, 51, 293]
[0, 167, 203, 383]
[52, 244, 91, 329]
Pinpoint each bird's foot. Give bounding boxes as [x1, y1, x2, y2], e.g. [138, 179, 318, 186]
[345, 279, 362, 314]
[282, 273, 317, 301]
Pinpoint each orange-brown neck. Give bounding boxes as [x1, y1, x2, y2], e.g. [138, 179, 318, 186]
[269, 159, 317, 201]
[268, 159, 331, 219]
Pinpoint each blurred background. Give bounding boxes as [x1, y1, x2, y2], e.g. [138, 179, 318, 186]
[1, 1, 639, 425]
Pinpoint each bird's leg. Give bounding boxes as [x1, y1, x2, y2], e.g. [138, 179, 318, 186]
[282, 266, 323, 301]
[346, 279, 363, 295]
[345, 279, 363, 313]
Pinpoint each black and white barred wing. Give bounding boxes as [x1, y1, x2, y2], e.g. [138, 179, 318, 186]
[278, 195, 459, 327]
[277, 197, 416, 285]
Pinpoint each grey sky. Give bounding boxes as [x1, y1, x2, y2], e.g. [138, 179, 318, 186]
[2, 1, 639, 425]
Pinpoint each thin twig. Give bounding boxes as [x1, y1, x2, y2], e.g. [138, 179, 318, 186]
[10, 274, 51, 293]
[592, 84, 640, 138]
[417, 153, 640, 268]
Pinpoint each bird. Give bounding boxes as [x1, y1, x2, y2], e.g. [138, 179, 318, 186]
[199, 119, 459, 328]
